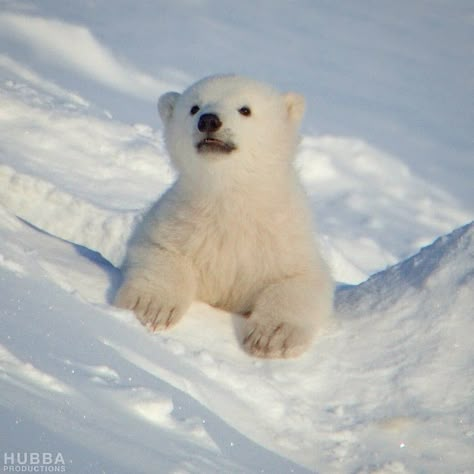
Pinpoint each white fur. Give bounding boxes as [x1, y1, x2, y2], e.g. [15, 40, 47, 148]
[115, 74, 333, 358]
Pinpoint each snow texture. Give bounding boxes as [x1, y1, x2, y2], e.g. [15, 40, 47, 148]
[0, 1, 473, 473]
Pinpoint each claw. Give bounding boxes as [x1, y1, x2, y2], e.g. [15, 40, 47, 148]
[165, 308, 176, 328]
[263, 324, 283, 352]
[131, 296, 141, 311]
[243, 327, 256, 346]
[143, 299, 152, 317]
[151, 307, 163, 331]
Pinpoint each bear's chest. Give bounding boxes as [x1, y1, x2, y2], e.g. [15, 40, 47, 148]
[180, 201, 283, 312]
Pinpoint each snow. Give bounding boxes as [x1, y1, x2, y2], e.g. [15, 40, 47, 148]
[0, 1, 473, 473]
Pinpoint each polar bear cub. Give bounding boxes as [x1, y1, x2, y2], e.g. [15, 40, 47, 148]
[115, 74, 333, 358]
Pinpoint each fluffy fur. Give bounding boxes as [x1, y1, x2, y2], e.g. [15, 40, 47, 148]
[115, 74, 333, 358]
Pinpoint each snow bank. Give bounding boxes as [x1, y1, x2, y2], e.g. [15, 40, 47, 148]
[0, 12, 174, 100]
[335, 222, 474, 471]
[298, 136, 471, 281]
[0, 68, 174, 265]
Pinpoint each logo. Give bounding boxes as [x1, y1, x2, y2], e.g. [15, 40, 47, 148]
[3, 453, 66, 472]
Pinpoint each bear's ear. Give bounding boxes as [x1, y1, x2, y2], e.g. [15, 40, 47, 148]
[158, 92, 180, 123]
[282, 92, 305, 124]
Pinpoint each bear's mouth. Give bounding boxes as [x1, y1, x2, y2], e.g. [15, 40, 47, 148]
[196, 137, 236, 154]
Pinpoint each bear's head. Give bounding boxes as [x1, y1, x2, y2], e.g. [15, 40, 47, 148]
[158, 75, 305, 181]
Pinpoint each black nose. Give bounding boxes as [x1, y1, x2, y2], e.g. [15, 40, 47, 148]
[198, 113, 222, 133]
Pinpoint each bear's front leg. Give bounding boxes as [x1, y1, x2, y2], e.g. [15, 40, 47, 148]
[243, 274, 333, 358]
[114, 247, 196, 331]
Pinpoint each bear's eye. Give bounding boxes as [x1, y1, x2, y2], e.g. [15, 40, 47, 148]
[238, 106, 251, 117]
[190, 105, 200, 115]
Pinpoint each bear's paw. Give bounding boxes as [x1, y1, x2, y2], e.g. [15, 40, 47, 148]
[242, 318, 313, 359]
[114, 281, 186, 331]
